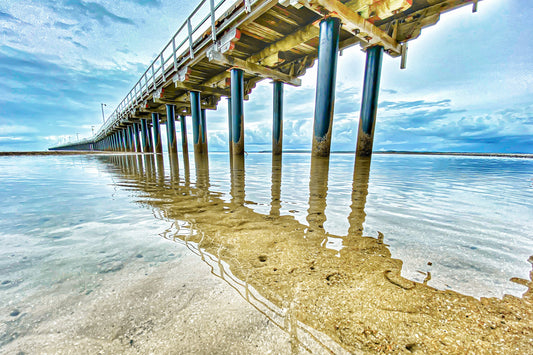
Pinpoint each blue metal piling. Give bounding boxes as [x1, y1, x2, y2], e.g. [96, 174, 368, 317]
[166, 104, 178, 155]
[151, 113, 162, 154]
[356, 46, 383, 157]
[312, 17, 341, 158]
[230, 68, 245, 156]
[272, 80, 284, 156]
[140, 119, 150, 153]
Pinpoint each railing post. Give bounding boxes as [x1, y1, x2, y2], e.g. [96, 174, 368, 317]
[172, 37, 177, 71]
[160, 55, 166, 81]
[187, 17, 194, 59]
[152, 65, 156, 91]
[209, 0, 217, 45]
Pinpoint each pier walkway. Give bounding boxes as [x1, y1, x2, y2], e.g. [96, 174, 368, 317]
[50, 0, 481, 159]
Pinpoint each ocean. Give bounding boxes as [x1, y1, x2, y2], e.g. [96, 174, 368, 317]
[1, 152, 532, 353]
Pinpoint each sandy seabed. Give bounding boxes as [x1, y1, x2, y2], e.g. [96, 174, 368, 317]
[0, 253, 319, 355]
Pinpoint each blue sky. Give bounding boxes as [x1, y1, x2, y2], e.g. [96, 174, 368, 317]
[0, 0, 531, 152]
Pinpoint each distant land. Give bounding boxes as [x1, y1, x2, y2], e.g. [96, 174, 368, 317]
[257, 150, 533, 158]
[1, 151, 532, 159]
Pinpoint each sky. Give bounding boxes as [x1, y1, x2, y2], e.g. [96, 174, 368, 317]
[0, 0, 531, 153]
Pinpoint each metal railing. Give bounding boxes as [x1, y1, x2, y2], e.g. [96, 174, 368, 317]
[95, 0, 251, 141]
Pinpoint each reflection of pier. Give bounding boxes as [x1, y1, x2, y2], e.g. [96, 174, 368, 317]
[97, 153, 533, 354]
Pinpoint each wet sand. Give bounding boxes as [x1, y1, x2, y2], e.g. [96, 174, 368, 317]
[84, 154, 533, 354]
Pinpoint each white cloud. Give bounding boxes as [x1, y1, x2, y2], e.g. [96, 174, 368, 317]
[0, 125, 37, 134]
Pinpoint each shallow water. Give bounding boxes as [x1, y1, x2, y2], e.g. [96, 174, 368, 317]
[1, 152, 532, 353]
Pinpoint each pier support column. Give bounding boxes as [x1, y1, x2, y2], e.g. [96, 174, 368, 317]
[272, 80, 284, 156]
[190, 91, 206, 155]
[200, 108, 208, 154]
[116, 131, 120, 151]
[231, 68, 245, 156]
[312, 17, 341, 157]
[227, 98, 233, 156]
[147, 122, 154, 153]
[140, 118, 150, 153]
[179, 114, 189, 156]
[166, 104, 178, 156]
[127, 125, 134, 152]
[151, 113, 162, 154]
[124, 128, 131, 151]
[134, 123, 142, 153]
[120, 129, 127, 151]
[111, 133, 118, 151]
[356, 46, 384, 157]
[124, 127, 129, 152]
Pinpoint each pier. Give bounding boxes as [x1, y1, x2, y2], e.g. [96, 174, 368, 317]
[50, 0, 481, 161]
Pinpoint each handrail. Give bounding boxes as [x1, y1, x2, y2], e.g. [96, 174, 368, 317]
[94, 0, 243, 142]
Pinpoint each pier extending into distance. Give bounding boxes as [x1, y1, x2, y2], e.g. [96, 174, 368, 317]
[51, 0, 481, 161]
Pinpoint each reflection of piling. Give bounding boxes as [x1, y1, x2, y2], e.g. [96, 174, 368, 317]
[231, 154, 245, 206]
[347, 157, 372, 237]
[143, 154, 155, 181]
[155, 154, 165, 183]
[270, 155, 282, 216]
[182, 151, 190, 186]
[194, 152, 209, 193]
[126, 155, 137, 175]
[307, 156, 330, 232]
[136, 154, 144, 176]
[169, 153, 180, 185]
